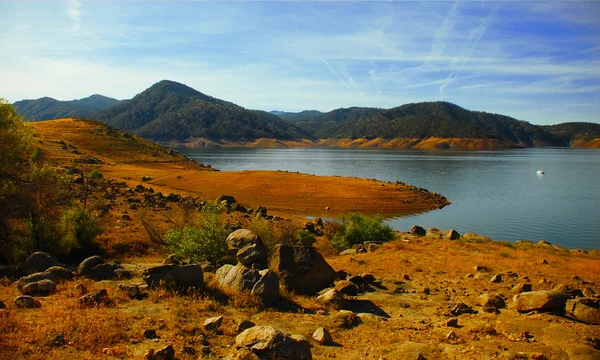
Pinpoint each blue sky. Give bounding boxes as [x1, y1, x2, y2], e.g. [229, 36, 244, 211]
[1, 1, 599, 125]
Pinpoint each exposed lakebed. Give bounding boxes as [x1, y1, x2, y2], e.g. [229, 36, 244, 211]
[179, 147, 600, 249]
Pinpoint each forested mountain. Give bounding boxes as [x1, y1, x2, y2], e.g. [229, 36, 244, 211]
[14, 95, 121, 121]
[282, 102, 567, 147]
[95, 80, 311, 141]
[276, 107, 383, 136]
[542, 122, 600, 144]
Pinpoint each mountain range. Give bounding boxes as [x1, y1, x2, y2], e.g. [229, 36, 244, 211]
[11, 80, 600, 148]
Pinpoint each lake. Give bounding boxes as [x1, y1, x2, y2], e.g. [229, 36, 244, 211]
[178, 147, 600, 250]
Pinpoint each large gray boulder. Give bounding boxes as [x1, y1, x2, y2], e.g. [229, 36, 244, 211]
[77, 256, 127, 281]
[143, 264, 204, 291]
[251, 269, 280, 305]
[215, 264, 260, 292]
[21, 279, 56, 296]
[227, 229, 268, 269]
[235, 326, 312, 360]
[77, 256, 105, 276]
[515, 290, 567, 313]
[565, 297, 600, 325]
[15, 252, 60, 276]
[269, 244, 337, 295]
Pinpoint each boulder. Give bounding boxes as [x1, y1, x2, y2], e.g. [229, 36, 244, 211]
[515, 291, 567, 313]
[44, 266, 74, 281]
[347, 275, 369, 292]
[335, 280, 358, 296]
[478, 293, 506, 313]
[269, 244, 337, 295]
[251, 269, 280, 305]
[21, 279, 56, 296]
[216, 264, 260, 292]
[331, 310, 357, 328]
[235, 326, 312, 360]
[446, 229, 461, 240]
[203, 316, 224, 332]
[15, 252, 60, 276]
[317, 289, 350, 310]
[217, 195, 238, 207]
[235, 320, 256, 334]
[511, 283, 532, 295]
[78, 289, 109, 307]
[411, 225, 426, 236]
[448, 302, 477, 316]
[14, 295, 41, 309]
[565, 297, 600, 325]
[227, 229, 268, 269]
[552, 284, 584, 299]
[312, 327, 333, 345]
[0, 300, 5, 309]
[361, 273, 376, 284]
[87, 263, 118, 281]
[227, 348, 260, 360]
[143, 264, 204, 291]
[77, 256, 105, 276]
[17, 272, 54, 291]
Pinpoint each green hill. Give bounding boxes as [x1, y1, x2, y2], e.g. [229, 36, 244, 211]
[14, 94, 121, 121]
[96, 80, 311, 142]
[542, 122, 600, 144]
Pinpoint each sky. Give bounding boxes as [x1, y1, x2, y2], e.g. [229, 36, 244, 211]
[0, 1, 599, 125]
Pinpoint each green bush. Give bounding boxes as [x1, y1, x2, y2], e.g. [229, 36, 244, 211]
[163, 201, 233, 265]
[61, 209, 103, 257]
[330, 213, 394, 252]
[248, 218, 296, 251]
[295, 229, 317, 246]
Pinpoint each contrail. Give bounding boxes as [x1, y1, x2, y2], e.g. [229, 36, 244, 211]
[250, 28, 351, 91]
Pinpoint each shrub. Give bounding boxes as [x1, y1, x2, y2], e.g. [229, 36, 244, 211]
[295, 229, 317, 246]
[163, 202, 233, 265]
[248, 218, 296, 251]
[330, 213, 394, 252]
[61, 209, 103, 259]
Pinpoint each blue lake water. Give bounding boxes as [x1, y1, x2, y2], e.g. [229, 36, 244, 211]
[178, 147, 600, 250]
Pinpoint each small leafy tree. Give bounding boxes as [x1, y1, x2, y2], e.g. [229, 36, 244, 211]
[330, 213, 394, 252]
[163, 202, 233, 265]
[295, 229, 317, 246]
[61, 209, 103, 258]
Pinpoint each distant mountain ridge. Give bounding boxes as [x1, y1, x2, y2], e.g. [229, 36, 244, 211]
[14, 94, 121, 121]
[11, 80, 599, 148]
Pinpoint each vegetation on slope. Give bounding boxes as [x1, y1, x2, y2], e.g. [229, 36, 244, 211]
[96, 80, 311, 142]
[543, 122, 600, 147]
[13, 95, 121, 121]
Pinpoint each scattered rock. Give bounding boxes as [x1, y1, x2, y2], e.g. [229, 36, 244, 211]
[565, 297, 600, 325]
[52, 335, 66, 347]
[251, 269, 280, 305]
[361, 273, 376, 284]
[77, 256, 105, 277]
[78, 289, 109, 308]
[339, 249, 357, 256]
[236, 320, 256, 334]
[235, 326, 312, 360]
[446, 330, 458, 341]
[227, 348, 261, 360]
[312, 327, 333, 345]
[269, 244, 337, 295]
[552, 284, 584, 299]
[335, 280, 359, 296]
[317, 289, 350, 310]
[538, 259, 549, 265]
[227, 229, 268, 269]
[332, 310, 357, 328]
[583, 287, 596, 297]
[143, 264, 204, 291]
[118, 283, 148, 300]
[366, 242, 381, 253]
[217, 194, 238, 207]
[14, 295, 41, 309]
[445, 229, 460, 240]
[479, 293, 506, 313]
[515, 290, 567, 313]
[141, 176, 152, 181]
[445, 318, 459, 328]
[203, 316, 224, 332]
[411, 225, 426, 236]
[15, 252, 60, 276]
[74, 283, 87, 295]
[216, 264, 260, 292]
[144, 329, 159, 339]
[347, 275, 369, 292]
[448, 302, 477, 316]
[474, 265, 488, 272]
[21, 279, 56, 296]
[150, 344, 175, 360]
[0, 300, 5, 309]
[511, 283, 532, 295]
[44, 266, 75, 281]
[490, 274, 503, 283]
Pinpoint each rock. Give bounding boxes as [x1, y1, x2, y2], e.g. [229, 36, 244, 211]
[552, 284, 584, 299]
[411, 225, 426, 236]
[583, 287, 596, 297]
[15, 252, 60, 276]
[235, 320, 256, 334]
[79, 289, 109, 307]
[235, 326, 312, 360]
[445, 318, 459, 328]
[490, 274, 503, 283]
[426, 228, 442, 239]
[448, 302, 477, 316]
[77, 256, 105, 276]
[151, 344, 175, 360]
[335, 280, 359, 296]
[347, 275, 369, 292]
[217, 194, 238, 206]
[446, 330, 458, 341]
[511, 283, 532, 295]
[203, 316, 224, 332]
[74, 283, 87, 295]
[251, 269, 280, 305]
[144, 329, 158, 339]
[332, 310, 357, 328]
[361, 273, 376, 283]
[367, 242, 382, 253]
[162, 254, 182, 265]
[227, 348, 261, 360]
[44, 266, 74, 281]
[143, 264, 204, 291]
[515, 291, 567, 313]
[565, 297, 600, 325]
[21, 279, 56, 296]
[87, 263, 118, 281]
[141, 176, 152, 181]
[479, 293, 506, 313]
[14, 295, 41, 308]
[445, 229, 460, 240]
[269, 244, 337, 295]
[312, 327, 333, 345]
[473, 265, 488, 272]
[200, 261, 216, 273]
[227, 229, 268, 269]
[118, 283, 149, 300]
[16, 272, 54, 292]
[52, 335, 66, 347]
[339, 249, 357, 256]
[216, 264, 260, 292]
[538, 259, 549, 265]
[0, 300, 5, 309]
[317, 289, 349, 310]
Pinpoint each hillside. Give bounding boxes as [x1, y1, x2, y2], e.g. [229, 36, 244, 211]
[96, 80, 311, 142]
[316, 102, 566, 147]
[543, 122, 600, 148]
[14, 95, 121, 121]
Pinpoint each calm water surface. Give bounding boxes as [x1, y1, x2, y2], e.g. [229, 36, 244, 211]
[179, 147, 600, 249]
